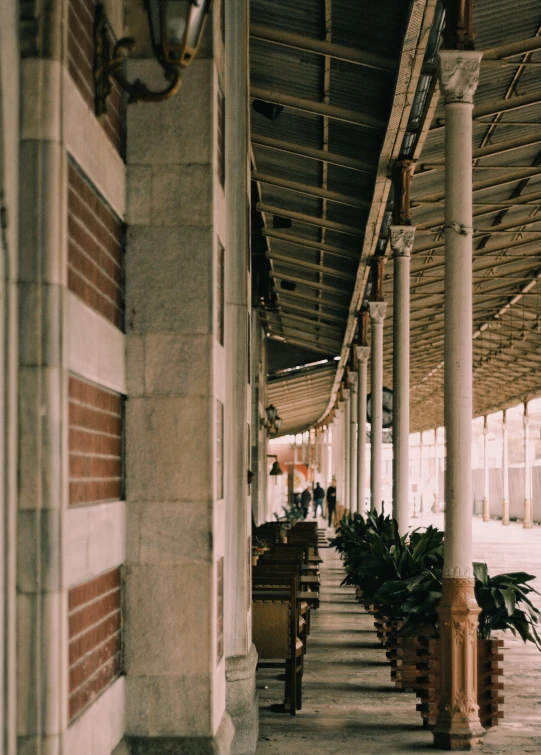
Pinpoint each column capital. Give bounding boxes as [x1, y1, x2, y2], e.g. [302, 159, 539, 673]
[347, 372, 357, 391]
[369, 300, 387, 324]
[355, 345, 370, 364]
[342, 387, 350, 401]
[437, 50, 482, 105]
[389, 225, 415, 257]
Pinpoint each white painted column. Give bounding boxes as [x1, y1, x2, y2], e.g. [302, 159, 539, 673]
[343, 389, 350, 513]
[523, 404, 533, 529]
[349, 374, 358, 514]
[502, 410, 510, 525]
[434, 49, 484, 749]
[369, 301, 387, 514]
[356, 347, 370, 515]
[439, 49, 482, 579]
[420, 436, 426, 514]
[482, 416, 490, 521]
[433, 429, 441, 513]
[390, 226, 414, 533]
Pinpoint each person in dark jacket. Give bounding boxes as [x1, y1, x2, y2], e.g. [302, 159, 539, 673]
[300, 487, 311, 519]
[326, 478, 337, 527]
[313, 482, 325, 518]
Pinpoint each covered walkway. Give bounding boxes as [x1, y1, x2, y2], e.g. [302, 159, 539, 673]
[256, 517, 541, 754]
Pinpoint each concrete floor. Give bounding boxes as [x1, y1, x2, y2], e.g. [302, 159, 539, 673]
[255, 515, 541, 754]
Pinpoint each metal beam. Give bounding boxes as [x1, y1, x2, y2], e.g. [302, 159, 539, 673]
[253, 171, 369, 208]
[280, 312, 344, 335]
[250, 86, 386, 131]
[258, 203, 364, 237]
[263, 228, 361, 260]
[270, 253, 355, 281]
[270, 336, 333, 356]
[483, 35, 541, 60]
[277, 300, 345, 325]
[430, 91, 541, 131]
[272, 272, 347, 295]
[418, 131, 541, 169]
[276, 289, 349, 312]
[251, 133, 375, 174]
[249, 23, 397, 73]
[280, 323, 341, 347]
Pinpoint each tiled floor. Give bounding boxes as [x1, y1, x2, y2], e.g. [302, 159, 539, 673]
[255, 515, 541, 754]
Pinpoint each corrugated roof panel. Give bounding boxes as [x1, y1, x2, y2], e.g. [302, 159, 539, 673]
[251, 0, 324, 38]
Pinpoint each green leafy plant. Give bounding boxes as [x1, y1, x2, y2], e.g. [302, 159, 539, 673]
[474, 562, 541, 649]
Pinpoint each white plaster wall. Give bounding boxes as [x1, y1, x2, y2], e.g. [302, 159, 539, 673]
[64, 676, 125, 755]
[65, 291, 126, 394]
[64, 501, 126, 589]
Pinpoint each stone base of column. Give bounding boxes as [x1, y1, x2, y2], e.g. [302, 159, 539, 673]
[433, 578, 485, 751]
[123, 712, 235, 755]
[523, 498, 533, 529]
[482, 498, 490, 522]
[226, 644, 259, 755]
[502, 499, 510, 526]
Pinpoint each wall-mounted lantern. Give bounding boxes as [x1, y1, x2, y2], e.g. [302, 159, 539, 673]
[261, 404, 282, 435]
[94, 0, 211, 115]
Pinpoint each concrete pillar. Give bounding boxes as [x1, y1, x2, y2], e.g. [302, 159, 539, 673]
[482, 417, 490, 521]
[17, 6, 70, 751]
[433, 49, 484, 751]
[124, 10, 235, 752]
[523, 403, 533, 529]
[349, 374, 358, 514]
[390, 226, 414, 532]
[356, 347, 370, 515]
[224, 2, 258, 751]
[502, 410, 510, 525]
[369, 301, 387, 514]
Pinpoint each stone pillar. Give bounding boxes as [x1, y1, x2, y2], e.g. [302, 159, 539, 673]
[502, 410, 510, 525]
[419, 435, 425, 514]
[124, 10, 234, 752]
[482, 417, 490, 521]
[224, 2, 258, 751]
[391, 226, 414, 533]
[523, 404, 533, 529]
[356, 346, 370, 515]
[369, 301, 387, 514]
[349, 374, 358, 514]
[433, 49, 485, 751]
[18, 9, 68, 749]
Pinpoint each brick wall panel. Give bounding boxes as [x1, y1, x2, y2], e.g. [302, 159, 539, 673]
[68, 376, 123, 506]
[68, 0, 126, 156]
[68, 567, 123, 721]
[68, 161, 124, 330]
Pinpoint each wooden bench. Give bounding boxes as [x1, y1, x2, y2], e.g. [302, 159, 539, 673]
[252, 573, 304, 714]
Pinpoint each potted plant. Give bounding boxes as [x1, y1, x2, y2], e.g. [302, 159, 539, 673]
[410, 563, 541, 730]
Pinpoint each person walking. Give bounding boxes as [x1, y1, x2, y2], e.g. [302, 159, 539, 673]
[313, 482, 325, 519]
[326, 478, 337, 527]
[300, 487, 311, 519]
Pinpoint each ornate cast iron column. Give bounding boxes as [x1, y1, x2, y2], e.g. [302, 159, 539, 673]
[433, 47, 485, 751]
[390, 224, 415, 534]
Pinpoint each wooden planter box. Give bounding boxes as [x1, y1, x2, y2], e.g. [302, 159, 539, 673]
[415, 636, 504, 730]
[386, 623, 423, 692]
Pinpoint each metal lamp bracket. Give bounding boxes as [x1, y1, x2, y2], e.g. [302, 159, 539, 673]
[93, 3, 181, 116]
